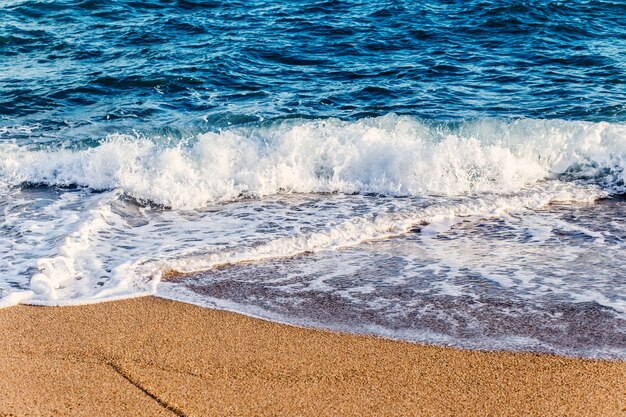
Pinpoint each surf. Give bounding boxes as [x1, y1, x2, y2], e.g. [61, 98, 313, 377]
[1, 115, 624, 209]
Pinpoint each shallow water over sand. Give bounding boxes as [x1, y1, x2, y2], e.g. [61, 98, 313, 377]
[158, 197, 626, 359]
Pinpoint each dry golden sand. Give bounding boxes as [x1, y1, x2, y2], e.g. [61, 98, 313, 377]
[0, 297, 624, 417]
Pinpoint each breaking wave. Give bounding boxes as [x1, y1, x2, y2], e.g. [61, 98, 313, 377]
[1, 115, 624, 208]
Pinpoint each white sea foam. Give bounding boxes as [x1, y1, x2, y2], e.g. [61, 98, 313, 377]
[147, 182, 602, 277]
[0, 180, 603, 308]
[0, 116, 624, 208]
[0, 189, 157, 307]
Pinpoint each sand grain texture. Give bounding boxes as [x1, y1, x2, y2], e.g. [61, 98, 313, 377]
[0, 297, 624, 416]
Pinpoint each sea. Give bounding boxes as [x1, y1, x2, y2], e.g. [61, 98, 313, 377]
[1, 0, 625, 359]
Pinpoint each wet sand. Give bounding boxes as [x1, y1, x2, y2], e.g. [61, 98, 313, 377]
[0, 297, 624, 416]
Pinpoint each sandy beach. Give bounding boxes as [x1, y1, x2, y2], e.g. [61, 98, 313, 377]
[0, 297, 623, 416]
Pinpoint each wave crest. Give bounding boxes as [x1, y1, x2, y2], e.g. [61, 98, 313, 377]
[1, 115, 624, 208]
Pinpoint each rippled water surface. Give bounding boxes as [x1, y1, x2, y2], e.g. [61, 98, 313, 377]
[2, 0, 625, 140]
[1, 0, 625, 358]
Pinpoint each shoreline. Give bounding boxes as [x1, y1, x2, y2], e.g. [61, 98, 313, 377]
[1, 296, 624, 416]
[158, 291, 626, 361]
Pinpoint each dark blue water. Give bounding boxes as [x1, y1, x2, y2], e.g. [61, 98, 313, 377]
[2, 0, 625, 142]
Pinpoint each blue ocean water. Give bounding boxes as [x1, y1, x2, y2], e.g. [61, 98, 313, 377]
[2, 0, 625, 140]
[1, 1, 625, 357]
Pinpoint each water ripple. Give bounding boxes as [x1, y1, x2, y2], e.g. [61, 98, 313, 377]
[1, 0, 625, 140]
